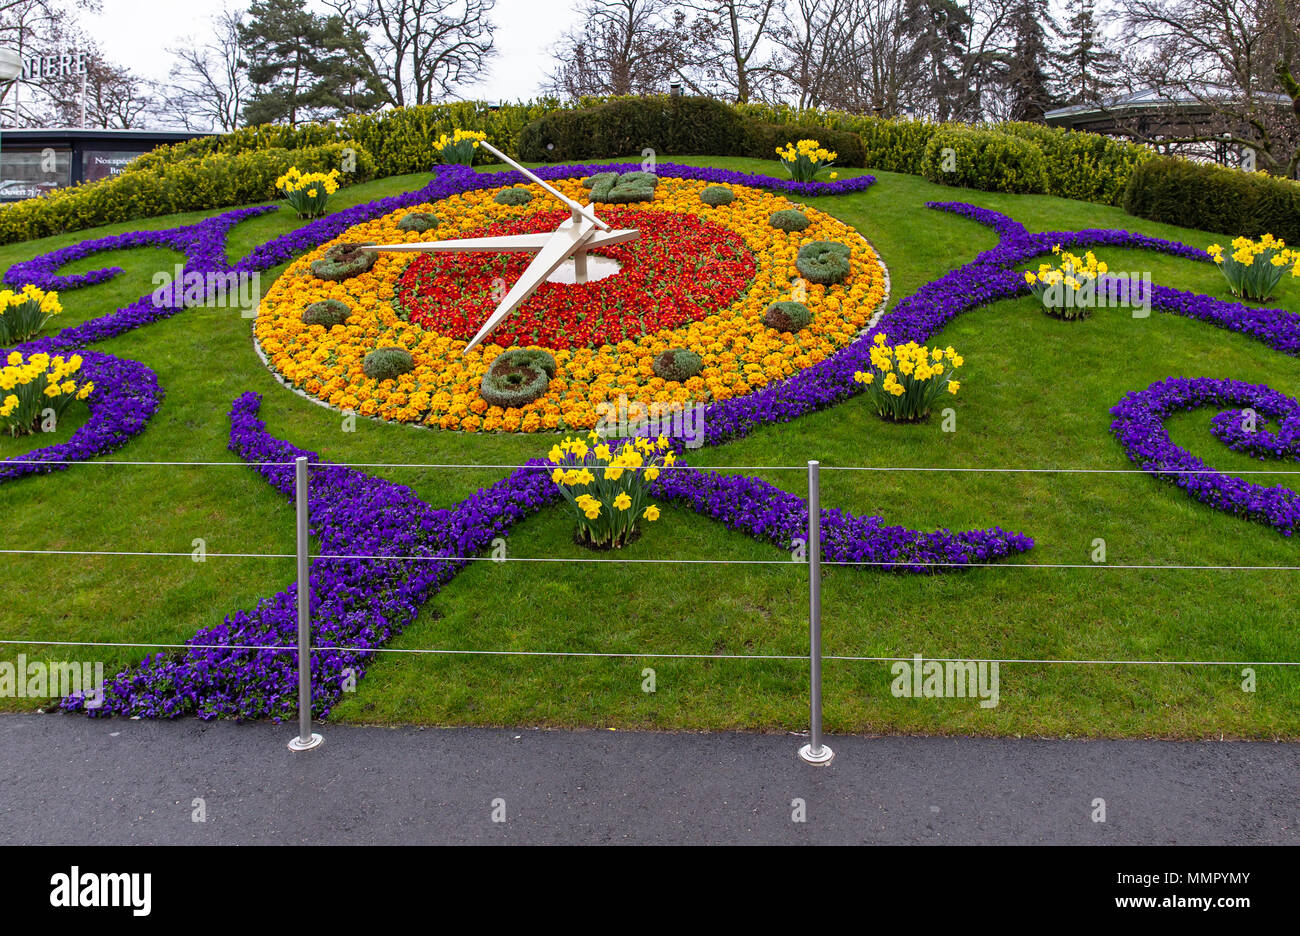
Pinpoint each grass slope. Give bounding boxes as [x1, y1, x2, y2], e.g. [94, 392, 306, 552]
[1, 158, 1296, 737]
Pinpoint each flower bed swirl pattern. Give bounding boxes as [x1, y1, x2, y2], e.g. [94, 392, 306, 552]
[12, 165, 1294, 718]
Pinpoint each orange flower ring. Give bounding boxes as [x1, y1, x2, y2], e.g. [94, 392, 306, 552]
[253, 176, 889, 434]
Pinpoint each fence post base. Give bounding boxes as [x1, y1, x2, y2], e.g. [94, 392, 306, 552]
[798, 742, 834, 766]
[288, 733, 324, 753]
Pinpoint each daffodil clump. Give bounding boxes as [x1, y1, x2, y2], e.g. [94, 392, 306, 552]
[276, 167, 342, 219]
[0, 351, 94, 437]
[548, 433, 670, 548]
[0, 285, 62, 344]
[1023, 245, 1107, 320]
[775, 139, 837, 182]
[1207, 234, 1300, 302]
[853, 333, 961, 421]
[433, 129, 488, 166]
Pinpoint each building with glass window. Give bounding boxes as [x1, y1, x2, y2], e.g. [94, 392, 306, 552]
[0, 128, 214, 201]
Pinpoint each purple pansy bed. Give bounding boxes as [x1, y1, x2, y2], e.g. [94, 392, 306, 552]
[3, 162, 1297, 719]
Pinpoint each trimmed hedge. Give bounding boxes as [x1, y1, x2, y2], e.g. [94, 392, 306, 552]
[129, 100, 570, 176]
[920, 127, 1049, 195]
[0, 142, 372, 245]
[1123, 158, 1300, 244]
[998, 122, 1153, 205]
[736, 101, 1151, 204]
[518, 95, 748, 162]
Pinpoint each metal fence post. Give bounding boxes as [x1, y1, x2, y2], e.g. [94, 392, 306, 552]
[288, 456, 323, 752]
[799, 460, 834, 765]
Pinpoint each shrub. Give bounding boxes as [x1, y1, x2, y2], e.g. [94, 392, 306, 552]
[0, 141, 373, 246]
[480, 347, 556, 408]
[494, 187, 533, 206]
[769, 209, 811, 232]
[310, 243, 377, 281]
[652, 348, 704, 382]
[853, 334, 963, 421]
[857, 118, 941, 174]
[998, 122, 1153, 205]
[585, 170, 658, 203]
[301, 299, 352, 329]
[920, 127, 1049, 194]
[795, 241, 852, 285]
[518, 95, 747, 162]
[700, 185, 735, 206]
[1122, 157, 1300, 245]
[548, 434, 669, 549]
[762, 301, 813, 332]
[362, 346, 414, 381]
[397, 212, 441, 232]
[130, 100, 569, 175]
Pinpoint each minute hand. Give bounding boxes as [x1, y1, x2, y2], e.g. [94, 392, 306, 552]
[478, 140, 611, 232]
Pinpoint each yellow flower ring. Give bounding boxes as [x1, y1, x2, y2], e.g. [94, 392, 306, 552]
[253, 177, 888, 433]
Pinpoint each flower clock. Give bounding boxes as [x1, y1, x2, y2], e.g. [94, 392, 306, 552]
[253, 171, 888, 433]
[15, 155, 1300, 722]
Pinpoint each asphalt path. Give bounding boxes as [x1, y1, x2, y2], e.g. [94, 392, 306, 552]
[2, 714, 1297, 845]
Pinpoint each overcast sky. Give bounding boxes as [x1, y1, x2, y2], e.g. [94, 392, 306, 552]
[81, 0, 571, 103]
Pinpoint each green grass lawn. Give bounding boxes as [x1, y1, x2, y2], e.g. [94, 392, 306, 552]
[2, 157, 1297, 737]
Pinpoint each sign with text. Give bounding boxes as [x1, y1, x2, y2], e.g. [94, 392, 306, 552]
[82, 151, 141, 183]
[19, 52, 89, 82]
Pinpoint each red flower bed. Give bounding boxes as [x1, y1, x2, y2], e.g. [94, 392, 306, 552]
[396, 209, 756, 349]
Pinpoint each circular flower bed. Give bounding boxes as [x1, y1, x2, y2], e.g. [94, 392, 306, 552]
[396, 209, 755, 348]
[255, 176, 888, 433]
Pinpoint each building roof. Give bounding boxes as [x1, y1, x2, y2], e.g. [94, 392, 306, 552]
[0, 128, 215, 144]
[1045, 88, 1291, 128]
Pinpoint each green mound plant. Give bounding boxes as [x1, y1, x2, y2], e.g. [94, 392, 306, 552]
[769, 209, 810, 232]
[795, 241, 851, 285]
[362, 346, 415, 381]
[494, 187, 533, 206]
[301, 299, 352, 329]
[397, 212, 441, 232]
[480, 347, 557, 409]
[310, 243, 377, 281]
[652, 348, 704, 382]
[761, 301, 813, 332]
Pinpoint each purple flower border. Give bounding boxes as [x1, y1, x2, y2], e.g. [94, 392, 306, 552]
[1110, 377, 1300, 535]
[0, 350, 164, 483]
[66, 388, 1028, 718]
[1210, 407, 1300, 460]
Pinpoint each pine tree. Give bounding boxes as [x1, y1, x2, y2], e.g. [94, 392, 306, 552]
[237, 0, 382, 126]
[1053, 0, 1122, 105]
[1003, 0, 1057, 122]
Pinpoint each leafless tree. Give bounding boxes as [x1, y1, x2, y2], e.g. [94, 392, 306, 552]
[0, 0, 99, 125]
[326, 0, 497, 106]
[1121, 0, 1300, 175]
[163, 6, 249, 131]
[546, 0, 688, 97]
[674, 0, 784, 103]
[40, 45, 158, 128]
